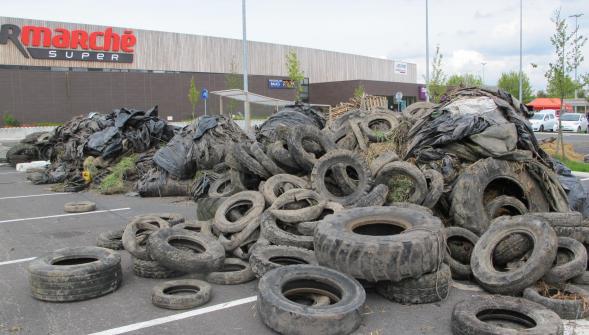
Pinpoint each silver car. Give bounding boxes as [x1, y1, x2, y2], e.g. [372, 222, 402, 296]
[559, 113, 588, 133]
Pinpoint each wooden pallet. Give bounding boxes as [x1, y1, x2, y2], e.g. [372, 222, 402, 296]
[329, 95, 388, 121]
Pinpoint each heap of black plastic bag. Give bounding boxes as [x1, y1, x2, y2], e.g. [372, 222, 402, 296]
[255, 103, 326, 146]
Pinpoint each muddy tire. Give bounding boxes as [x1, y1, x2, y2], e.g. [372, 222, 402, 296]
[213, 191, 265, 233]
[133, 213, 185, 226]
[529, 212, 584, 227]
[268, 188, 326, 223]
[175, 220, 214, 237]
[422, 169, 444, 208]
[261, 212, 314, 249]
[7, 143, 38, 166]
[353, 184, 389, 208]
[485, 196, 528, 219]
[369, 152, 399, 176]
[196, 196, 227, 221]
[132, 257, 183, 279]
[249, 245, 318, 277]
[451, 295, 563, 335]
[28, 246, 122, 302]
[267, 140, 301, 172]
[471, 215, 558, 294]
[232, 143, 270, 179]
[543, 237, 587, 284]
[148, 228, 225, 273]
[250, 142, 285, 176]
[523, 284, 589, 320]
[64, 201, 96, 213]
[311, 149, 372, 206]
[287, 125, 337, 172]
[388, 202, 433, 215]
[450, 158, 550, 235]
[151, 279, 211, 310]
[205, 258, 255, 285]
[360, 113, 399, 142]
[298, 202, 344, 236]
[261, 174, 309, 205]
[376, 264, 451, 304]
[444, 227, 479, 280]
[96, 228, 124, 250]
[375, 161, 428, 204]
[257, 265, 365, 335]
[122, 216, 170, 260]
[314, 206, 444, 282]
[208, 175, 240, 198]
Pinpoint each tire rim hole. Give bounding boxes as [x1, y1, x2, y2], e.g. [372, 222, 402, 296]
[492, 233, 533, 272]
[554, 247, 574, 266]
[352, 222, 406, 236]
[169, 237, 206, 254]
[182, 226, 202, 233]
[368, 119, 392, 132]
[302, 138, 325, 158]
[277, 220, 305, 236]
[226, 202, 253, 222]
[217, 179, 231, 193]
[269, 256, 309, 265]
[483, 178, 528, 209]
[490, 205, 525, 218]
[163, 285, 200, 296]
[447, 236, 474, 265]
[282, 280, 342, 306]
[219, 263, 246, 272]
[280, 198, 318, 210]
[476, 309, 536, 329]
[52, 257, 99, 266]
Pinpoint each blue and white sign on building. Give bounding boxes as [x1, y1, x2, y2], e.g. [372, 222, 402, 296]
[268, 79, 295, 89]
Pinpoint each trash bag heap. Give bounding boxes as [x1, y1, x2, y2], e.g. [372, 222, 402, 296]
[25, 106, 176, 192]
[24, 90, 589, 335]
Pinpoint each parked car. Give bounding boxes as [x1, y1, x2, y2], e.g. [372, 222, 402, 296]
[529, 112, 557, 132]
[559, 113, 588, 133]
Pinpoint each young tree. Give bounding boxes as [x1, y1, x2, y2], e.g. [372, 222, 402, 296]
[427, 45, 446, 103]
[286, 50, 305, 101]
[546, 74, 577, 98]
[353, 85, 365, 99]
[187, 76, 199, 120]
[446, 74, 483, 88]
[498, 71, 534, 103]
[225, 58, 243, 116]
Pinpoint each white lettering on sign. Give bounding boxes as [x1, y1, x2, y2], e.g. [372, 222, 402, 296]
[48, 50, 57, 58]
[111, 54, 118, 61]
[97, 53, 104, 60]
[394, 62, 408, 75]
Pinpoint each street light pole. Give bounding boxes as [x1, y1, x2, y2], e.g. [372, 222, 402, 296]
[242, 0, 251, 133]
[481, 62, 487, 85]
[518, 0, 523, 102]
[569, 13, 583, 113]
[425, 0, 430, 102]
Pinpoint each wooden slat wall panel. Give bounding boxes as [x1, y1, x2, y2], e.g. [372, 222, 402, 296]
[0, 17, 417, 84]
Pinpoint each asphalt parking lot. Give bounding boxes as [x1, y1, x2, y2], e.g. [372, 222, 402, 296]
[535, 132, 589, 155]
[1, 165, 589, 335]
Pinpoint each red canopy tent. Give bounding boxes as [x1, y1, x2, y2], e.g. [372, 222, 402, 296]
[527, 98, 573, 112]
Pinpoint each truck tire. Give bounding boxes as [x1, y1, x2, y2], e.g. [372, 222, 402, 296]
[151, 279, 211, 310]
[268, 188, 326, 223]
[213, 191, 265, 233]
[542, 237, 587, 284]
[444, 227, 479, 280]
[132, 257, 183, 279]
[421, 169, 444, 209]
[376, 264, 451, 304]
[523, 284, 589, 320]
[249, 245, 318, 277]
[205, 258, 255, 285]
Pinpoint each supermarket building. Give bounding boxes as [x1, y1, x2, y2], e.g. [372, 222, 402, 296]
[0, 17, 422, 124]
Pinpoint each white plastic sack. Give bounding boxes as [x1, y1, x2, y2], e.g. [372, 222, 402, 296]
[16, 160, 49, 172]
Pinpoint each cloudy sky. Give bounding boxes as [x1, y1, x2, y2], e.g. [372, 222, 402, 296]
[3, 0, 588, 91]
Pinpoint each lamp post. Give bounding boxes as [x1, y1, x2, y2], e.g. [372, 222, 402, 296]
[518, 0, 523, 102]
[242, 0, 251, 133]
[569, 13, 583, 113]
[425, 0, 430, 102]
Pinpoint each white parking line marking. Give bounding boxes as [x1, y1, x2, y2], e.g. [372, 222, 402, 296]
[0, 257, 36, 266]
[0, 208, 131, 224]
[88, 296, 257, 335]
[0, 192, 71, 200]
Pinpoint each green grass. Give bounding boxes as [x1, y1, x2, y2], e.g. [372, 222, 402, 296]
[386, 175, 414, 203]
[553, 155, 589, 172]
[99, 155, 138, 194]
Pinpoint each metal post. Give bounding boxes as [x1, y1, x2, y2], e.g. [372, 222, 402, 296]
[204, 99, 207, 116]
[481, 62, 487, 85]
[518, 0, 523, 102]
[569, 13, 583, 113]
[242, 0, 251, 132]
[425, 0, 430, 102]
[219, 96, 223, 115]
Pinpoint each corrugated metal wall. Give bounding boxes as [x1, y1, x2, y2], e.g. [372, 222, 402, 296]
[0, 17, 417, 84]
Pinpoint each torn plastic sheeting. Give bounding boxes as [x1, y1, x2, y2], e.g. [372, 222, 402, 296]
[553, 159, 589, 217]
[193, 116, 219, 140]
[256, 104, 326, 145]
[85, 126, 123, 159]
[153, 128, 196, 179]
[135, 169, 191, 197]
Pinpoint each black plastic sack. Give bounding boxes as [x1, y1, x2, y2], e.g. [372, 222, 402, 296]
[256, 104, 326, 145]
[135, 169, 191, 197]
[85, 126, 123, 159]
[553, 160, 589, 217]
[152, 126, 195, 179]
[193, 116, 218, 140]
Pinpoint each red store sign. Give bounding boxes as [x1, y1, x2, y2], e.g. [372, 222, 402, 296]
[0, 24, 136, 63]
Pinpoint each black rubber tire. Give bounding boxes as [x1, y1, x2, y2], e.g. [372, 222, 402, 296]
[151, 279, 211, 310]
[268, 188, 326, 223]
[175, 220, 214, 237]
[231, 230, 260, 260]
[287, 125, 337, 172]
[28, 246, 122, 302]
[450, 158, 550, 235]
[388, 202, 434, 215]
[64, 201, 96, 213]
[266, 140, 301, 172]
[523, 284, 589, 320]
[471, 215, 558, 295]
[311, 149, 373, 207]
[232, 142, 271, 179]
[298, 202, 344, 236]
[485, 196, 528, 219]
[444, 227, 479, 280]
[96, 228, 124, 250]
[360, 113, 399, 142]
[122, 216, 170, 260]
[250, 142, 285, 176]
[353, 184, 389, 208]
[261, 212, 314, 249]
[208, 175, 241, 198]
[451, 295, 563, 335]
[421, 169, 444, 209]
[261, 174, 309, 205]
[205, 258, 255, 285]
[132, 257, 183, 279]
[6, 143, 38, 166]
[218, 218, 261, 252]
[528, 212, 584, 227]
[543, 237, 587, 284]
[213, 191, 265, 233]
[376, 264, 451, 304]
[148, 227, 225, 273]
[552, 226, 589, 242]
[257, 264, 365, 335]
[314, 206, 444, 282]
[133, 213, 185, 226]
[249, 245, 318, 277]
[369, 152, 399, 176]
[375, 161, 428, 204]
[490, 214, 534, 266]
[196, 196, 227, 221]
